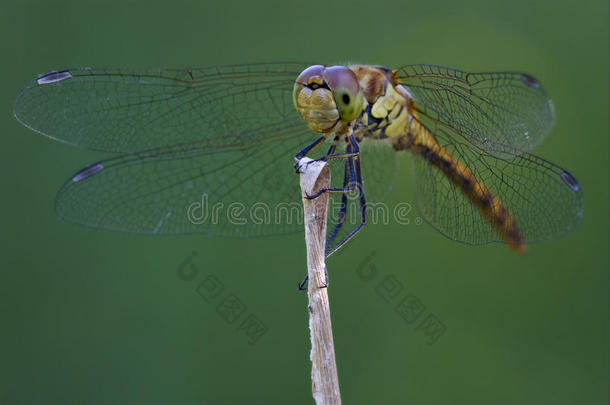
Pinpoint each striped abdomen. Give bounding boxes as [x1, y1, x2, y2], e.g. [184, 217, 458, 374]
[408, 118, 526, 252]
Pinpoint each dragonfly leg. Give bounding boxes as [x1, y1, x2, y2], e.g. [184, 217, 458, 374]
[318, 151, 360, 161]
[326, 156, 355, 250]
[294, 135, 326, 160]
[298, 135, 365, 289]
[295, 135, 348, 175]
[298, 268, 329, 290]
[299, 160, 354, 290]
[325, 134, 340, 155]
[294, 135, 328, 173]
[298, 147, 351, 291]
[297, 134, 364, 290]
[325, 143, 367, 258]
[298, 275, 308, 290]
[304, 134, 361, 199]
[304, 182, 357, 199]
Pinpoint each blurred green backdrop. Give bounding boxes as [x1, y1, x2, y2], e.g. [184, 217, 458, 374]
[1, 0, 608, 404]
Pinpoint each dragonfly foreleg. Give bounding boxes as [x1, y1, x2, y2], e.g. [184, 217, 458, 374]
[294, 134, 343, 174]
[294, 135, 326, 161]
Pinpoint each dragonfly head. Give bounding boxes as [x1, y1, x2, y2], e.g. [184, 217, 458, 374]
[293, 65, 365, 133]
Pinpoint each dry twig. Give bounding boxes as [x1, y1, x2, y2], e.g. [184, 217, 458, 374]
[298, 157, 341, 405]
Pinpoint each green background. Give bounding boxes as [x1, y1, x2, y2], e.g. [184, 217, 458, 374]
[1, 0, 608, 404]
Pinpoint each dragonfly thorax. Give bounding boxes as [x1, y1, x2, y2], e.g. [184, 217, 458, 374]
[350, 65, 412, 140]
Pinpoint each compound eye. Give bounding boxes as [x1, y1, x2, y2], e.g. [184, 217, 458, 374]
[295, 65, 325, 86]
[322, 66, 360, 95]
[323, 66, 364, 122]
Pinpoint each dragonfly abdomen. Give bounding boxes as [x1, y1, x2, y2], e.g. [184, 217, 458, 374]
[408, 120, 526, 252]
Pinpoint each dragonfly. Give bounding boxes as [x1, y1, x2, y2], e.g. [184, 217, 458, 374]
[13, 62, 583, 270]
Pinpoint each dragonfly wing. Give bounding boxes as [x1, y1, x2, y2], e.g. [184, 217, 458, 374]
[14, 63, 311, 152]
[55, 121, 312, 236]
[411, 114, 583, 245]
[358, 138, 399, 203]
[397, 64, 555, 154]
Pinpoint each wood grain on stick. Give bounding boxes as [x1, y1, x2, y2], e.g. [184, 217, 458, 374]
[298, 157, 341, 405]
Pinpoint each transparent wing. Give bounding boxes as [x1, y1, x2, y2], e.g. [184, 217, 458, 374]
[56, 121, 311, 236]
[358, 138, 399, 203]
[55, 125, 398, 236]
[14, 63, 311, 152]
[397, 64, 555, 154]
[411, 114, 583, 245]
[17, 62, 398, 237]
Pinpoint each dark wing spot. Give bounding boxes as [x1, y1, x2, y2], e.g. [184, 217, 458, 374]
[520, 74, 540, 89]
[37, 70, 73, 85]
[560, 170, 580, 192]
[72, 162, 105, 182]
